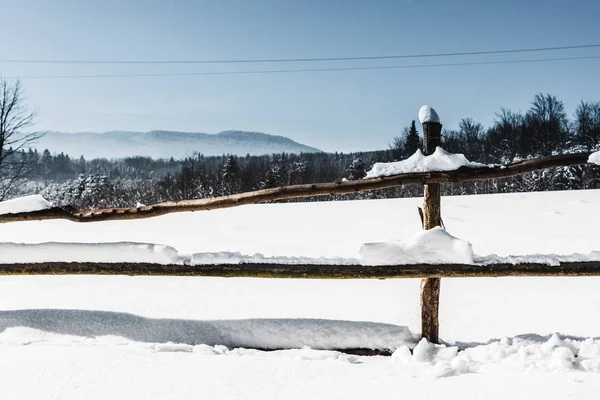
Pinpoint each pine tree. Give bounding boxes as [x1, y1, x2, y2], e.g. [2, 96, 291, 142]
[41, 149, 53, 179]
[346, 158, 367, 180]
[221, 156, 240, 195]
[403, 120, 421, 157]
[222, 156, 239, 181]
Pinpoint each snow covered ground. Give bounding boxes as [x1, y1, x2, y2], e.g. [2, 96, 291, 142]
[1, 189, 600, 399]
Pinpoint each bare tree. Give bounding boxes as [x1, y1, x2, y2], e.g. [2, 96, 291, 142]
[0, 78, 40, 200]
[525, 93, 570, 156]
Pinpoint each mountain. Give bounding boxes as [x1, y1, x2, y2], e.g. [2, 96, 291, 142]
[30, 130, 321, 159]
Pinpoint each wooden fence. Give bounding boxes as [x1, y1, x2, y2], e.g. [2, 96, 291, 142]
[0, 106, 598, 344]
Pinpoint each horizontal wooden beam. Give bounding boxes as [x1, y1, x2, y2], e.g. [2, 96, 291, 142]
[0, 151, 593, 224]
[1, 261, 600, 278]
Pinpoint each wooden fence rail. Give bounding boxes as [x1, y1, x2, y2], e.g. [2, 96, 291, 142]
[1, 261, 600, 278]
[0, 151, 593, 224]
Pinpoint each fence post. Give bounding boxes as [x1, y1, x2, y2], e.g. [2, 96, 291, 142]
[420, 105, 443, 343]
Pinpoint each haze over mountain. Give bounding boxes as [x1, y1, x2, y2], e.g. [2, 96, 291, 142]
[30, 130, 321, 160]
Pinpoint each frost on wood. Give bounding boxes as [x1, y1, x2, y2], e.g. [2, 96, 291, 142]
[365, 147, 484, 178]
[589, 150, 600, 165]
[0, 195, 52, 216]
[418, 105, 440, 124]
[359, 227, 475, 265]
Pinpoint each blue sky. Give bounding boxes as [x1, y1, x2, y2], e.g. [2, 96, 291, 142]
[2, 0, 600, 152]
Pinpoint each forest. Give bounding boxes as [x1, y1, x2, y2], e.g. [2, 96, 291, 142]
[4, 93, 600, 209]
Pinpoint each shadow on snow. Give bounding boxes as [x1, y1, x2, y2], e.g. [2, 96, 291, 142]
[0, 309, 416, 351]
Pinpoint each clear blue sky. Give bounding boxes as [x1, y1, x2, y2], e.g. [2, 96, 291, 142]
[2, 0, 600, 152]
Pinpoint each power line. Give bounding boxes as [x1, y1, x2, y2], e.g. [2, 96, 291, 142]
[5, 54, 600, 80]
[2, 44, 600, 65]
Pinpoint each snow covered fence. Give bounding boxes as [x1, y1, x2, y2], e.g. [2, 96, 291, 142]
[1, 107, 599, 348]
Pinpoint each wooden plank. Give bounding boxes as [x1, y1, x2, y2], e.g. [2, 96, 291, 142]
[0, 152, 593, 224]
[1, 261, 600, 278]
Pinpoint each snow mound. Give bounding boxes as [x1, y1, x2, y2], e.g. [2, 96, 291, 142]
[0, 195, 52, 215]
[589, 150, 600, 165]
[391, 334, 600, 375]
[359, 227, 474, 265]
[0, 310, 418, 351]
[0, 242, 183, 265]
[418, 105, 440, 124]
[365, 147, 484, 178]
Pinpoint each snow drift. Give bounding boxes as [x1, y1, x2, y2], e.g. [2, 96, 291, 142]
[0, 309, 417, 350]
[392, 334, 600, 377]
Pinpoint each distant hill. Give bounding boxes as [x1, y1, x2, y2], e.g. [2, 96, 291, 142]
[31, 130, 321, 159]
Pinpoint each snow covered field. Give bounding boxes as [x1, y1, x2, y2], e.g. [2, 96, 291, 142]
[1, 189, 600, 399]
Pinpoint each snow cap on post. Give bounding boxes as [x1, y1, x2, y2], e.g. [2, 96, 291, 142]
[419, 105, 442, 156]
[418, 105, 440, 125]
